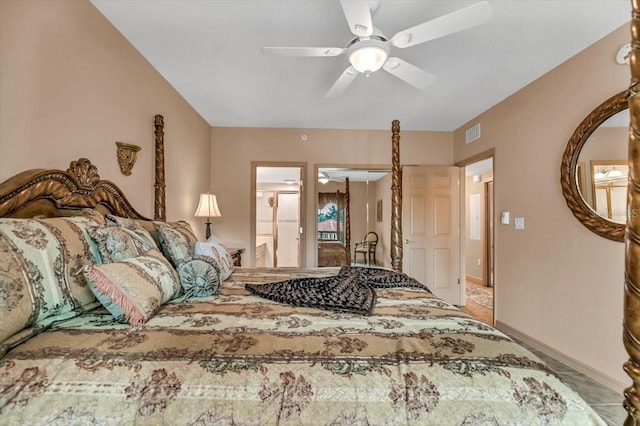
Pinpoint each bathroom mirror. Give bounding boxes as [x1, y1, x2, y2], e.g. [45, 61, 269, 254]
[561, 90, 628, 241]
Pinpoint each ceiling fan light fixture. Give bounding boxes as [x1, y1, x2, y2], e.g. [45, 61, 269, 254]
[318, 171, 330, 184]
[348, 39, 389, 74]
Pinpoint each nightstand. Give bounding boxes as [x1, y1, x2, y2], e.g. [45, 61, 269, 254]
[228, 248, 245, 267]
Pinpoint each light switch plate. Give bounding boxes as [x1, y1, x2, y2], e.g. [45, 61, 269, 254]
[500, 211, 510, 225]
[515, 217, 525, 230]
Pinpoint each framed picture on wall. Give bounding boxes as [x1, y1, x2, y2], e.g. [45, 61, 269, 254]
[377, 199, 382, 222]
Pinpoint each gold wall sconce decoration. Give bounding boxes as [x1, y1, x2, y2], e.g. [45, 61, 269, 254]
[116, 142, 142, 176]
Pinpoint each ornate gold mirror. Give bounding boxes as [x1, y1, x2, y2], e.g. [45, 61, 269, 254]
[561, 90, 628, 241]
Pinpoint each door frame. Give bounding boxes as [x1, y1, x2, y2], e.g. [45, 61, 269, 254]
[251, 161, 306, 268]
[455, 149, 496, 320]
[483, 179, 494, 287]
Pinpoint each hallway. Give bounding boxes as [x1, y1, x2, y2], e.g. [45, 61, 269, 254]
[461, 280, 493, 325]
[461, 298, 493, 325]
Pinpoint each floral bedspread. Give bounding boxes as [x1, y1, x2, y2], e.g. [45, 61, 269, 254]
[0, 267, 605, 425]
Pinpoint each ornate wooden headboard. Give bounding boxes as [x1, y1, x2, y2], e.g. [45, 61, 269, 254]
[0, 158, 149, 219]
[0, 114, 166, 220]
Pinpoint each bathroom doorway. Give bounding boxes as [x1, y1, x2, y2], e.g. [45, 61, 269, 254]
[252, 163, 306, 267]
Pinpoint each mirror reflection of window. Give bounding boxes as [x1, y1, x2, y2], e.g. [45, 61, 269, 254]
[318, 193, 345, 242]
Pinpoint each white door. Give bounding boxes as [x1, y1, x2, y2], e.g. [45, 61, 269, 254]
[402, 166, 461, 305]
[276, 192, 300, 267]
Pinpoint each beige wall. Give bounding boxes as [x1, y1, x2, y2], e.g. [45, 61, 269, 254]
[0, 0, 211, 230]
[210, 127, 452, 266]
[453, 23, 630, 389]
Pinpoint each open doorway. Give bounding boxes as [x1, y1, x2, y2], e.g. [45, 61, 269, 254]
[252, 163, 305, 268]
[463, 157, 494, 324]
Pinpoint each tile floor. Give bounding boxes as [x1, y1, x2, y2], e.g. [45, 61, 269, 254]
[462, 284, 624, 424]
[507, 335, 626, 425]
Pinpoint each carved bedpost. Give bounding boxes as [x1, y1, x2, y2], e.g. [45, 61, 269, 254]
[625, 3, 640, 424]
[154, 115, 166, 221]
[345, 177, 351, 264]
[390, 120, 402, 272]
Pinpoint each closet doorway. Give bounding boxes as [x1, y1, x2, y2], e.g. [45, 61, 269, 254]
[252, 163, 306, 268]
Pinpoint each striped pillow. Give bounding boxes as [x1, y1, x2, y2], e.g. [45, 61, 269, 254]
[0, 213, 104, 354]
[83, 249, 181, 326]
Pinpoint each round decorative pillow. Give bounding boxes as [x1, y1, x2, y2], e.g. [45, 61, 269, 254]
[176, 256, 221, 299]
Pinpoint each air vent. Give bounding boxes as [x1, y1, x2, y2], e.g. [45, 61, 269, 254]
[465, 123, 481, 144]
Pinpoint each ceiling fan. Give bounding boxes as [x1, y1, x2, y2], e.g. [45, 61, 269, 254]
[318, 171, 344, 184]
[262, 0, 492, 98]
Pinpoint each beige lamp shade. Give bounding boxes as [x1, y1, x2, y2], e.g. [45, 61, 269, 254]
[194, 193, 221, 218]
[194, 193, 221, 240]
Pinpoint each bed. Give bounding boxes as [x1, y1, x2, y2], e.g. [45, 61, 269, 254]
[317, 240, 349, 266]
[0, 124, 606, 425]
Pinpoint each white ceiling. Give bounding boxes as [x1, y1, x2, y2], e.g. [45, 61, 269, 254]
[91, 0, 630, 131]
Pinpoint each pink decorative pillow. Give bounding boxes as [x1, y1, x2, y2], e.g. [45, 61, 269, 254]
[83, 249, 181, 326]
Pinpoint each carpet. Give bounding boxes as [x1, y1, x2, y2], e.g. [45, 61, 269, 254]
[466, 282, 493, 309]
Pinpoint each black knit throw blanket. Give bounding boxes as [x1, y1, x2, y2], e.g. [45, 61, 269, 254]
[244, 266, 431, 316]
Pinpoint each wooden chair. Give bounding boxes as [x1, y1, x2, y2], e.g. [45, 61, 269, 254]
[353, 231, 378, 265]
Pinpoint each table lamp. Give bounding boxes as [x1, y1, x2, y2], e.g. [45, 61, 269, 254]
[194, 193, 221, 239]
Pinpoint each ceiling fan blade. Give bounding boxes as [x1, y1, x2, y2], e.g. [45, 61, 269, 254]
[262, 46, 345, 57]
[340, 0, 373, 37]
[391, 1, 492, 49]
[325, 66, 359, 98]
[383, 57, 436, 90]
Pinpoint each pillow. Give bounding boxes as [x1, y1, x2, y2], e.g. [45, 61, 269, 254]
[105, 215, 159, 247]
[244, 268, 376, 315]
[155, 221, 198, 267]
[70, 209, 107, 224]
[205, 234, 223, 245]
[0, 214, 104, 352]
[83, 249, 181, 326]
[87, 225, 157, 263]
[176, 255, 221, 299]
[194, 240, 235, 280]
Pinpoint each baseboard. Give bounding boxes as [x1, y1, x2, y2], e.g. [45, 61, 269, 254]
[465, 274, 483, 285]
[495, 320, 625, 393]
